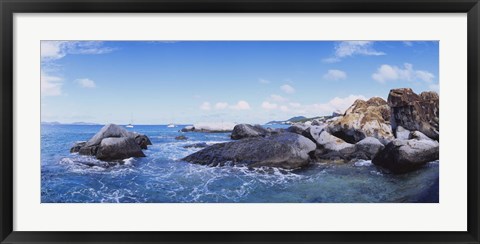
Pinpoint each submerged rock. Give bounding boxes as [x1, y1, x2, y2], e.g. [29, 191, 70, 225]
[231, 124, 269, 140]
[372, 139, 439, 174]
[327, 97, 394, 144]
[70, 124, 150, 161]
[388, 88, 439, 140]
[182, 132, 316, 169]
[183, 142, 209, 148]
[175, 135, 188, 140]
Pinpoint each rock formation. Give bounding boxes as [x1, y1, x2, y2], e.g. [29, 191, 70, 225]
[388, 88, 439, 140]
[327, 97, 394, 144]
[70, 124, 151, 161]
[182, 132, 316, 169]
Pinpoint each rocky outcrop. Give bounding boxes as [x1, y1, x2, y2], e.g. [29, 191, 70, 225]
[372, 139, 439, 174]
[96, 137, 145, 161]
[70, 124, 150, 161]
[327, 97, 394, 145]
[181, 125, 195, 132]
[70, 141, 86, 153]
[286, 123, 318, 142]
[286, 123, 310, 135]
[231, 124, 269, 140]
[388, 88, 439, 140]
[182, 132, 316, 169]
[129, 132, 152, 149]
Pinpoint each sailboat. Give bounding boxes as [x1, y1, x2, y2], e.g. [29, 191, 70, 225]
[126, 114, 134, 128]
[167, 123, 175, 128]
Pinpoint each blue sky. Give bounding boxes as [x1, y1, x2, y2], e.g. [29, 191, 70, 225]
[41, 41, 439, 124]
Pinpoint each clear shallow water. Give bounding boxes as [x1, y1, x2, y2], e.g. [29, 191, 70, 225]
[41, 125, 439, 203]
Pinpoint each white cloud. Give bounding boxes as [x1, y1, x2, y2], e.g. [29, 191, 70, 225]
[323, 69, 347, 80]
[200, 102, 211, 110]
[230, 100, 250, 110]
[280, 84, 295, 94]
[323, 41, 385, 62]
[280, 105, 289, 112]
[307, 95, 367, 115]
[215, 102, 229, 110]
[41, 71, 63, 96]
[41, 41, 67, 60]
[41, 41, 115, 61]
[263, 95, 365, 116]
[75, 78, 96, 88]
[322, 57, 341, 63]
[372, 63, 435, 84]
[336, 41, 385, 57]
[258, 78, 270, 84]
[289, 102, 301, 108]
[261, 101, 278, 110]
[270, 94, 288, 102]
[415, 70, 435, 83]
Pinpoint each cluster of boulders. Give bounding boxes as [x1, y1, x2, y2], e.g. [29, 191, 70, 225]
[70, 124, 152, 161]
[182, 88, 439, 174]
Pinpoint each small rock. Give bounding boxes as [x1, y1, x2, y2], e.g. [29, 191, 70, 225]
[175, 135, 188, 140]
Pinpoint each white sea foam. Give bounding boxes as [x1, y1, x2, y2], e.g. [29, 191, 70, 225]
[354, 160, 373, 167]
[123, 157, 135, 165]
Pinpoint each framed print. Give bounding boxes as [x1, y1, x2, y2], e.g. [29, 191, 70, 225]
[1, 0, 479, 243]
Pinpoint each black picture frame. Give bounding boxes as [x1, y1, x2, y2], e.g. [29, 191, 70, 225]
[1, 0, 479, 243]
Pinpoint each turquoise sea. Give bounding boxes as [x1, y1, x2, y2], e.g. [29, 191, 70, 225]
[41, 124, 439, 203]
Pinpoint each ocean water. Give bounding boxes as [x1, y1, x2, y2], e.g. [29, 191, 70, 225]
[41, 125, 439, 203]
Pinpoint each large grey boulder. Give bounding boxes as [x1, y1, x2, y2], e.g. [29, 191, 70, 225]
[354, 137, 385, 159]
[287, 123, 322, 143]
[410, 131, 433, 141]
[311, 131, 357, 161]
[372, 139, 439, 174]
[182, 132, 316, 169]
[96, 137, 146, 161]
[286, 123, 310, 135]
[85, 124, 130, 147]
[70, 123, 151, 161]
[231, 124, 269, 140]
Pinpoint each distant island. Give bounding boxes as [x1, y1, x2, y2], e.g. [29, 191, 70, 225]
[266, 113, 341, 125]
[41, 121, 102, 125]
